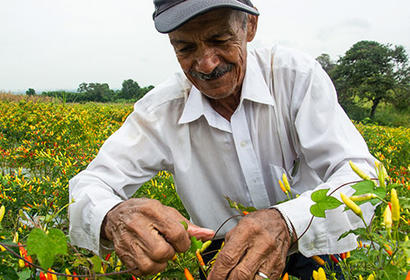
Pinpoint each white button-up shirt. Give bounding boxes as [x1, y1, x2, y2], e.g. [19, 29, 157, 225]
[69, 45, 376, 257]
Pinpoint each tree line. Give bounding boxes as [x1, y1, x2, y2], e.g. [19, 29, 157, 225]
[316, 40, 409, 119]
[26, 40, 409, 119]
[29, 79, 154, 103]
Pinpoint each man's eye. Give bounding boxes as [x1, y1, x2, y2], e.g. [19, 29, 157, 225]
[178, 46, 194, 53]
[212, 39, 229, 45]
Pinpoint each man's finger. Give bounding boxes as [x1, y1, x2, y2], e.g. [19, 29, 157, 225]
[118, 241, 168, 275]
[126, 219, 176, 262]
[207, 235, 248, 280]
[187, 224, 215, 241]
[226, 248, 265, 280]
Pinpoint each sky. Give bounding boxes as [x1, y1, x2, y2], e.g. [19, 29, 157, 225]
[0, 0, 409, 93]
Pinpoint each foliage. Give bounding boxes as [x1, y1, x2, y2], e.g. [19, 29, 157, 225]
[0, 100, 408, 279]
[330, 41, 409, 119]
[25, 88, 36, 96]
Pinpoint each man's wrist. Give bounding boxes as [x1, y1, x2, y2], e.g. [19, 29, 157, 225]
[270, 207, 298, 254]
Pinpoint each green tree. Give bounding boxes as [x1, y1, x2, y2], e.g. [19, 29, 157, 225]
[316, 53, 336, 75]
[77, 82, 114, 102]
[26, 88, 36, 96]
[119, 79, 141, 100]
[332, 41, 409, 118]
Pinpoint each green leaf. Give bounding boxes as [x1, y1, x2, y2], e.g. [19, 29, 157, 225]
[89, 255, 102, 273]
[311, 189, 329, 202]
[0, 265, 19, 280]
[310, 189, 342, 218]
[351, 180, 376, 196]
[337, 228, 367, 241]
[190, 236, 203, 253]
[17, 269, 31, 280]
[26, 228, 68, 269]
[180, 221, 188, 231]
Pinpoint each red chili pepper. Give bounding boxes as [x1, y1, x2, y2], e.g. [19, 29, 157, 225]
[39, 272, 47, 280]
[72, 271, 79, 280]
[243, 211, 249, 215]
[104, 253, 111, 261]
[330, 254, 339, 264]
[132, 276, 137, 280]
[340, 252, 346, 260]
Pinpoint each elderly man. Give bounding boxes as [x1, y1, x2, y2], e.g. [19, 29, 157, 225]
[69, 0, 376, 279]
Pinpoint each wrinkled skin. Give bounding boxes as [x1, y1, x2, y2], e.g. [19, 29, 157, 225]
[102, 198, 214, 276]
[168, 8, 258, 120]
[207, 209, 291, 280]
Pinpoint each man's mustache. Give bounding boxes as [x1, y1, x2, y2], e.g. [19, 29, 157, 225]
[189, 64, 233, 81]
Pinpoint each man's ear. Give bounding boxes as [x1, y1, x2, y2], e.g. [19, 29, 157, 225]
[246, 13, 258, 42]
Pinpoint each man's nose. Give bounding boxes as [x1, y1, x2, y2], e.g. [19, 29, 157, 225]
[194, 48, 220, 74]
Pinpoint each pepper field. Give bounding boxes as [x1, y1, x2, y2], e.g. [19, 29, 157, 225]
[0, 98, 408, 279]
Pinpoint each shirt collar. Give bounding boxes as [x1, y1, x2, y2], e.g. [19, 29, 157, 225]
[178, 50, 274, 125]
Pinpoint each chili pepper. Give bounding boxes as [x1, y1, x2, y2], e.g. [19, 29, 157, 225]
[318, 267, 327, 280]
[132, 276, 137, 280]
[341, 193, 362, 217]
[383, 206, 392, 231]
[282, 272, 289, 280]
[19, 259, 25, 268]
[65, 268, 72, 280]
[312, 270, 318, 280]
[242, 211, 249, 215]
[72, 271, 79, 280]
[359, 276, 363, 280]
[0, 205, 5, 223]
[367, 274, 375, 280]
[39, 272, 47, 280]
[390, 189, 400, 222]
[104, 253, 111, 261]
[278, 180, 288, 194]
[346, 251, 351, 259]
[350, 193, 378, 202]
[200, 240, 212, 253]
[196, 250, 205, 267]
[330, 254, 339, 264]
[375, 161, 388, 188]
[384, 244, 393, 256]
[405, 270, 410, 280]
[312, 255, 325, 266]
[282, 174, 291, 192]
[349, 161, 371, 180]
[184, 268, 194, 280]
[340, 252, 347, 260]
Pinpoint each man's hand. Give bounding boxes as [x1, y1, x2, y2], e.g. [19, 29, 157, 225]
[208, 209, 291, 280]
[102, 198, 214, 276]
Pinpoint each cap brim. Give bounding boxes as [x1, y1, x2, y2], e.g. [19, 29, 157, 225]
[154, 0, 259, 33]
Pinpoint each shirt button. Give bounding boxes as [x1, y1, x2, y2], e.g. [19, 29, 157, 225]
[240, 141, 247, 147]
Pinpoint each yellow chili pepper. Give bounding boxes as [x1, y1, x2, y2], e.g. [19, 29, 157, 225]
[199, 240, 212, 253]
[375, 161, 388, 188]
[282, 174, 291, 192]
[312, 270, 319, 280]
[367, 273, 375, 280]
[65, 268, 72, 280]
[349, 161, 371, 180]
[359, 276, 363, 280]
[383, 205, 392, 231]
[341, 193, 363, 218]
[318, 267, 327, 280]
[390, 189, 400, 222]
[0, 205, 5, 223]
[350, 193, 378, 202]
[18, 259, 25, 268]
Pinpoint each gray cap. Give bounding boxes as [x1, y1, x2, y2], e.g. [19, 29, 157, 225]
[153, 0, 259, 33]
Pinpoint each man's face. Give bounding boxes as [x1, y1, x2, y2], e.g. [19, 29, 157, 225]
[169, 9, 258, 100]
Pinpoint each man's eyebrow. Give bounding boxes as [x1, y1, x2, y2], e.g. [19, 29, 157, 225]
[170, 39, 191, 45]
[209, 30, 234, 39]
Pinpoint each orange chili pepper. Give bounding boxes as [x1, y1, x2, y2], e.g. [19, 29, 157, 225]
[196, 250, 205, 267]
[312, 255, 325, 266]
[243, 211, 249, 215]
[282, 272, 289, 280]
[184, 268, 194, 280]
[405, 270, 409, 280]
